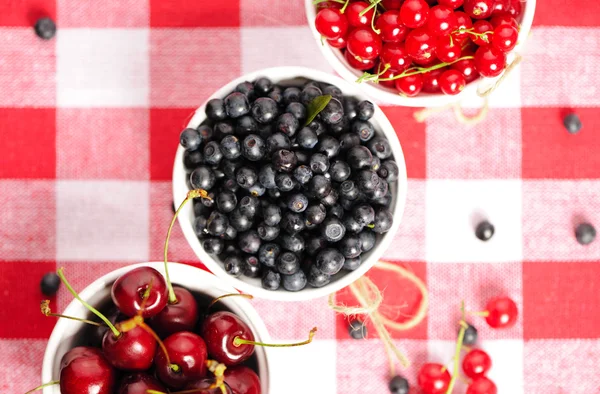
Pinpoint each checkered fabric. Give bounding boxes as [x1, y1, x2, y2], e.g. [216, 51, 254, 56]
[1, 0, 600, 393]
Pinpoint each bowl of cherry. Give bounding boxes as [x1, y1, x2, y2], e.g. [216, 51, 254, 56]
[40, 262, 273, 394]
[305, 0, 536, 107]
[172, 66, 407, 301]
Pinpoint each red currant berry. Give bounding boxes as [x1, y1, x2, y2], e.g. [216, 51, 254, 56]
[491, 0, 510, 14]
[506, 0, 522, 18]
[346, 1, 374, 28]
[422, 68, 445, 93]
[490, 12, 519, 28]
[438, 0, 464, 10]
[436, 35, 462, 63]
[471, 20, 494, 46]
[427, 5, 458, 36]
[439, 69, 466, 95]
[484, 296, 518, 328]
[328, 35, 348, 49]
[452, 11, 474, 45]
[467, 377, 498, 394]
[347, 28, 383, 61]
[400, 0, 430, 29]
[491, 24, 518, 52]
[405, 27, 436, 63]
[382, 0, 402, 9]
[418, 363, 451, 394]
[462, 349, 492, 379]
[474, 45, 506, 77]
[376, 11, 409, 43]
[395, 74, 424, 96]
[464, 0, 494, 19]
[451, 57, 480, 82]
[380, 42, 411, 72]
[345, 50, 376, 70]
[376, 64, 403, 88]
[315, 8, 349, 40]
[316, 1, 343, 10]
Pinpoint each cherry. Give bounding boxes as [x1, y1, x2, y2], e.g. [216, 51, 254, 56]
[186, 379, 234, 394]
[111, 266, 168, 319]
[347, 28, 383, 61]
[380, 42, 411, 72]
[427, 5, 458, 36]
[405, 27, 436, 63]
[154, 331, 208, 389]
[224, 366, 261, 394]
[60, 347, 116, 394]
[506, 0, 522, 18]
[375, 11, 408, 43]
[382, 0, 402, 9]
[345, 1, 375, 28]
[345, 50, 376, 70]
[438, 0, 464, 9]
[327, 35, 348, 49]
[464, 0, 495, 19]
[491, 24, 518, 52]
[400, 0, 430, 29]
[462, 349, 492, 379]
[316, 1, 343, 10]
[202, 311, 255, 366]
[117, 373, 166, 394]
[474, 45, 506, 77]
[471, 20, 494, 46]
[151, 286, 199, 338]
[395, 74, 424, 97]
[490, 13, 519, 28]
[467, 376, 498, 394]
[452, 11, 473, 45]
[102, 322, 157, 371]
[417, 363, 451, 394]
[436, 35, 461, 63]
[484, 296, 518, 328]
[315, 8, 349, 40]
[451, 57, 480, 82]
[422, 68, 445, 93]
[439, 69, 466, 95]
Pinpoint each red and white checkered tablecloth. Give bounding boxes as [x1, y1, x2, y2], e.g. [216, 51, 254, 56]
[1, 0, 600, 393]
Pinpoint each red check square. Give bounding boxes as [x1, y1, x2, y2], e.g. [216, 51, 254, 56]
[240, 0, 307, 26]
[533, 0, 600, 26]
[150, 0, 240, 27]
[57, 0, 148, 27]
[0, 0, 55, 27]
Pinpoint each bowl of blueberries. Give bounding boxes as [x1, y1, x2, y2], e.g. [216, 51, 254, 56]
[172, 66, 407, 301]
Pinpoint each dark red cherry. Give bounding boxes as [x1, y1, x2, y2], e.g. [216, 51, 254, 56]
[111, 267, 168, 318]
[345, 50, 376, 70]
[375, 11, 409, 43]
[224, 366, 261, 394]
[102, 324, 156, 371]
[201, 311, 255, 366]
[347, 28, 383, 61]
[60, 347, 116, 394]
[117, 373, 166, 394]
[400, 0, 430, 28]
[186, 379, 234, 394]
[405, 27, 437, 63]
[395, 74, 424, 97]
[150, 286, 199, 338]
[154, 331, 208, 389]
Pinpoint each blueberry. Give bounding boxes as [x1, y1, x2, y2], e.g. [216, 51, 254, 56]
[296, 127, 319, 149]
[194, 216, 208, 237]
[321, 188, 339, 207]
[343, 256, 362, 271]
[221, 178, 239, 194]
[262, 204, 282, 226]
[203, 237, 225, 254]
[236, 166, 258, 189]
[283, 87, 301, 104]
[368, 138, 393, 159]
[276, 113, 300, 137]
[343, 215, 364, 234]
[575, 223, 596, 245]
[257, 221, 280, 241]
[315, 248, 345, 275]
[276, 251, 300, 275]
[207, 211, 229, 236]
[41, 272, 60, 296]
[287, 193, 309, 213]
[258, 164, 277, 189]
[183, 149, 203, 170]
[356, 170, 380, 193]
[223, 255, 244, 277]
[254, 77, 273, 96]
[200, 192, 215, 208]
[238, 230, 261, 254]
[348, 319, 367, 339]
[229, 209, 253, 232]
[223, 243, 239, 256]
[281, 234, 305, 253]
[266, 132, 291, 154]
[236, 115, 258, 136]
[357, 100, 375, 121]
[281, 212, 305, 234]
[293, 165, 313, 185]
[378, 160, 399, 183]
[243, 255, 262, 278]
[308, 120, 327, 136]
[251, 97, 279, 124]
[294, 150, 310, 165]
[203, 141, 223, 165]
[309, 175, 332, 199]
[275, 173, 296, 191]
[317, 135, 340, 158]
[320, 97, 344, 125]
[257, 121, 274, 139]
[239, 195, 260, 217]
[34, 17, 57, 40]
[262, 270, 282, 290]
[330, 160, 351, 182]
[198, 124, 213, 142]
[463, 323, 478, 345]
[268, 87, 283, 105]
[249, 179, 265, 195]
[353, 204, 375, 226]
[286, 102, 307, 123]
[242, 134, 266, 161]
[389, 375, 409, 394]
[368, 177, 388, 199]
[300, 86, 323, 105]
[564, 113, 582, 134]
[322, 84, 343, 100]
[305, 235, 328, 256]
[190, 166, 216, 190]
[352, 120, 376, 142]
[206, 98, 226, 121]
[307, 265, 331, 288]
[235, 81, 255, 99]
[372, 191, 392, 207]
[339, 235, 362, 258]
[370, 156, 381, 172]
[321, 217, 346, 243]
[340, 180, 360, 200]
[259, 243, 281, 267]
[347, 145, 373, 169]
[272, 149, 297, 172]
[220, 135, 241, 160]
[343, 97, 359, 120]
[222, 160, 242, 179]
[359, 230, 376, 252]
[180, 128, 201, 151]
[216, 190, 237, 213]
[282, 270, 307, 292]
[224, 92, 250, 118]
[475, 221, 495, 241]
[310, 153, 330, 174]
[304, 204, 326, 226]
[221, 225, 237, 241]
[214, 121, 235, 139]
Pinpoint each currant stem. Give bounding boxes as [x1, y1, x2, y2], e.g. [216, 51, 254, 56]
[360, 56, 475, 83]
[468, 310, 490, 317]
[57, 268, 120, 338]
[340, 0, 351, 13]
[359, 0, 380, 16]
[24, 380, 60, 394]
[233, 327, 318, 348]
[445, 320, 469, 394]
[208, 293, 254, 310]
[40, 300, 104, 327]
[370, 0, 381, 34]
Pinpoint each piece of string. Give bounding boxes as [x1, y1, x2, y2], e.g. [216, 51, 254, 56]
[328, 260, 429, 376]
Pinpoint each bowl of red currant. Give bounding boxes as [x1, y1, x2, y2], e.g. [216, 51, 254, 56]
[172, 66, 408, 301]
[306, 0, 536, 106]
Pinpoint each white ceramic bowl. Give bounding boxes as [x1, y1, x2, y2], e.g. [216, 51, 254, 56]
[42, 262, 272, 394]
[172, 66, 407, 301]
[305, 0, 536, 107]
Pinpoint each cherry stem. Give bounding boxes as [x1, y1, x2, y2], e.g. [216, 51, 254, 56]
[164, 189, 211, 304]
[206, 359, 228, 393]
[24, 380, 60, 394]
[134, 319, 180, 373]
[234, 327, 318, 348]
[208, 293, 254, 310]
[446, 319, 469, 394]
[57, 268, 120, 338]
[40, 300, 103, 327]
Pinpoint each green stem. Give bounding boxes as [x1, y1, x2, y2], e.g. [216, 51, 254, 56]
[359, 0, 380, 16]
[25, 380, 60, 394]
[446, 320, 468, 394]
[370, 0, 381, 33]
[57, 268, 120, 338]
[373, 56, 475, 82]
[340, 0, 351, 13]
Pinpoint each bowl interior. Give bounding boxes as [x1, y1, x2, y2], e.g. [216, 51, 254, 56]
[173, 66, 408, 301]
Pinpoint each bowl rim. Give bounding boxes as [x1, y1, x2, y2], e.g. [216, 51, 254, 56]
[172, 66, 408, 302]
[41, 262, 272, 394]
[304, 0, 537, 107]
